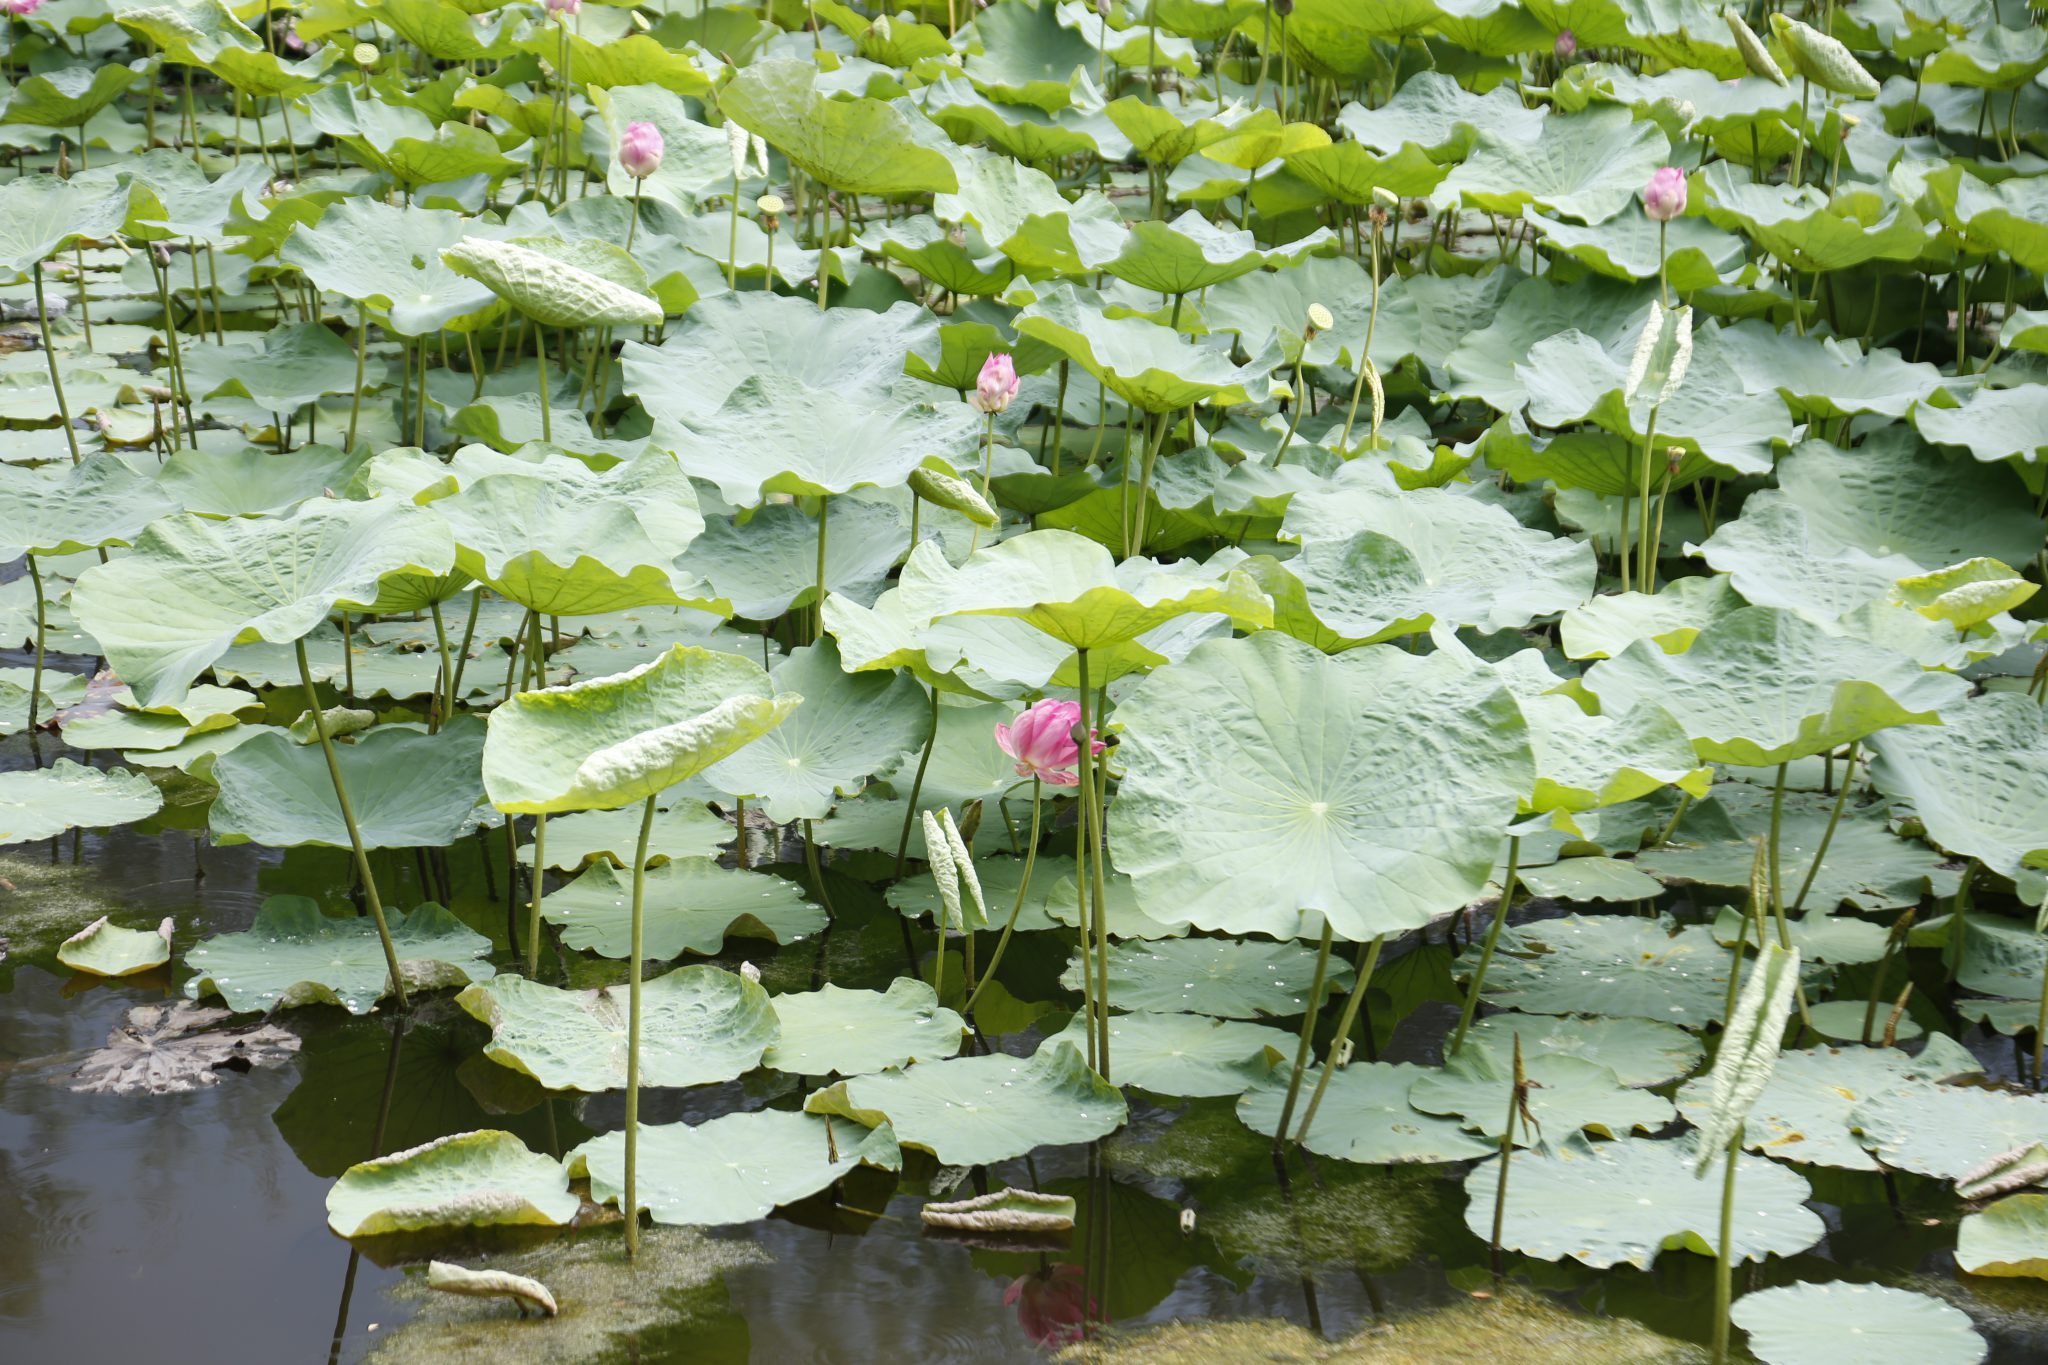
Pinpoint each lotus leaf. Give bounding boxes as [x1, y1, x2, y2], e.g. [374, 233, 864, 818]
[540, 857, 824, 960]
[184, 897, 494, 1015]
[1410, 1050, 1676, 1141]
[1442, 107, 1669, 225]
[56, 914, 173, 977]
[761, 979, 966, 1077]
[1235, 1061, 1498, 1164]
[326, 1130, 578, 1238]
[1957, 1193, 2048, 1281]
[210, 718, 487, 849]
[69, 1002, 299, 1096]
[0, 760, 162, 844]
[1459, 1011, 1702, 1088]
[1853, 1085, 2048, 1180]
[720, 57, 957, 195]
[1865, 692, 2048, 882]
[1463, 915, 1736, 1027]
[1061, 936, 1356, 1019]
[1731, 1283, 1986, 1365]
[441, 237, 662, 330]
[1014, 281, 1269, 412]
[1049, 1010, 1289, 1097]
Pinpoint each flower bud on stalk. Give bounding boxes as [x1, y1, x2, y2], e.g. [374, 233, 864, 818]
[971, 352, 1019, 415]
[619, 121, 663, 179]
[1553, 28, 1576, 60]
[1642, 166, 1687, 221]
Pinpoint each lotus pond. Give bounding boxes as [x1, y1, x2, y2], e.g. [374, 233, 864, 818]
[4, 0, 2048, 1360]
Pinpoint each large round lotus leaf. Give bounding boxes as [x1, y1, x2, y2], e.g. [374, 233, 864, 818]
[805, 1039, 1127, 1165]
[156, 444, 373, 520]
[521, 798, 730, 872]
[1852, 1085, 2048, 1180]
[1459, 1011, 1702, 1088]
[440, 236, 661, 329]
[481, 645, 797, 815]
[326, 1130, 577, 1238]
[184, 897, 495, 1015]
[70, 499, 456, 707]
[720, 57, 958, 195]
[1235, 1061, 1498, 1164]
[1487, 650, 1710, 822]
[209, 718, 486, 850]
[56, 915, 172, 977]
[1464, 915, 1736, 1028]
[934, 146, 1126, 276]
[1526, 207, 1745, 290]
[1092, 209, 1333, 296]
[896, 530, 1272, 651]
[0, 173, 132, 273]
[0, 760, 162, 844]
[1441, 106, 1669, 225]
[1678, 1035, 1980, 1171]
[1559, 574, 1743, 660]
[1866, 691, 2048, 882]
[540, 857, 824, 960]
[761, 979, 965, 1077]
[1013, 281, 1268, 412]
[180, 323, 381, 413]
[1699, 169, 1929, 273]
[1716, 327, 1945, 422]
[703, 639, 930, 823]
[1580, 606, 1967, 767]
[1464, 1134, 1824, 1269]
[1694, 496, 1927, 619]
[1411, 1050, 1676, 1141]
[1731, 1283, 1987, 1365]
[568, 1107, 901, 1228]
[1515, 855, 1665, 903]
[0, 458, 179, 560]
[1957, 1193, 2048, 1280]
[1049, 1010, 1290, 1097]
[433, 452, 709, 617]
[456, 967, 775, 1092]
[1339, 71, 1544, 161]
[1111, 631, 1533, 940]
[1914, 384, 2048, 464]
[677, 501, 908, 622]
[1063, 936, 1357, 1019]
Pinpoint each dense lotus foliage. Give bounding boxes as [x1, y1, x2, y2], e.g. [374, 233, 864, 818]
[4, 0, 2048, 1356]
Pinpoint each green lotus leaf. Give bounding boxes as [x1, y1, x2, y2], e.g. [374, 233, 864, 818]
[1458, 1011, 1702, 1087]
[1921, 21, 2048, 88]
[815, 698, 1028, 853]
[932, 145, 1125, 276]
[458, 967, 773, 1092]
[1699, 165, 1929, 272]
[720, 56, 957, 195]
[1525, 206, 1744, 290]
[56, 914, 173, 977]
[1235, 1061, 1498, 1164]
[540, 856, 825, 959]
[278, 200, 504, 337]
[70, 499, 457, 707]
[922, 74, 1125, 165]
[1581, 606, 1967, 767]
[858, 214, 1015, 296]
[1048, 1010, 1289, 1098]
[482, 644, 796, 815]
[1014, 281, 1269, 412]
[157, 443, 373, 519]
[1932, 169, 2048, 273]
[1440, 273, 1652, 413]
[1716, 325, 1944, 422]
[1891, 557, 2037, 629]
[326, 1130, 577, 1238]
[589, 85, 735, 209]
[1854, 1083, 2048, 1180]
[0, 174, 133, 275]
[521, 798, 731, 872]
[61, 683, 262, 752]
[1464, 1133, 1824, 1269]
[762, 979, 966, 1077]
[552, 30, 716, 99]
[0, 61, 144, 130]
[209, 718, 486, 850]
[567, 1108, 899, 1228]
[179, 322, 379, 414]
[1106, 91, 1255, 165]
[1090, 209, 1333, 296]
[1914, 385, 2048, 465]
[806, 1038, 1126, 1165]
[0, 759, 161, 845]
[1111, 632, 1532, 940]
[1287, 140, 1448, 203]
[1515, 855, 1667, 903]
[895, 529, 1271, 651]
[1061, 936, 1357, 1019]
[375, 0, 518, 60]
[1441, 106, 1667, 225]
[0, 457, 179, 560]
[1200, 253, 1415, 371]
[184, 897, 495, 1015]
[891, 853, 1069, 934]
[1412, 1050, 1675, 1141]
[441, 236, 661, 329]
[703, 639, 930, 823]
[959, 0, 1096, 111]
[1866, 691, 2048, 882]
[1559, 575, 1744, 659]
[1958, 1193, 2048, 1281]
[1463, 915, 1736, 1027]
[1340, 71, 1544, 162]
[1695, 498, 1921, 620]
[306, 84, 517, 182]
[1676, 1037, 1981, 1171]
[1733, 1283, 1986, 1365]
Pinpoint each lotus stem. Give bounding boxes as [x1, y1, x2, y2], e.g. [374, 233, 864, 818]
[535, 325, 552, 443]
[1076, 648, 1113, 1078]
[1091, 712, 1111, 1069]
[1253, 1, 1271, 108]
[1635, 404, 1662, 593]
[1271, 360, 1307, 468]
[450, 590, 481, 707]
[1862, 908, 1912, 1044]
[726, 172, 741, 289]
[73, 242, 92, 350]
[1127, 409, 1172, 556]
[1618, 492, 1632, 591]
[346, 308, 369, 450]
[1789, 742, 1857, 914]
[969, 414, 995, 556]
[802, 818, 836, 924]
[1293, 933, 1383, 1148]
[1271, 919, 1334, 1154]
[626, 185, 642, 254]
[814, 494, 830, 643]
[1450, 834, 1521, 1055]
[526, 812, 546, 977]
[1650, 791, 1691, 848]
[1338, 217, 1383, 452]
[1946, 859, 1976, 986]
[1648, 453, 1678, 591]
[623, 792, 656, 1260]
[1490, 1034, 1527, 1281]
[1767, 762, 1816, 1033]
[963, 777, 1041, 1021]
[295, 637, 409, 1012]
[891, 686, 942, 880]
[1657, 217, 1669, 307]
[1042, 359, 1070, 475]
[25, 555, 47, 735]
[1712, 1130, 1739, 1364]
[32, 261, 81, 464]
[2033, 900, 2048, 1083]
[427, 600, 454, 733]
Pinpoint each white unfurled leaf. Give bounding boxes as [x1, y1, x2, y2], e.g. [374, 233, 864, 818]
[921, 809, 962, 935]
[939, 807, 988, 930]
[1693, 942, 1800, 1174]
[426, 1262, 559, 1317]
[1623, 302, 1693, 410]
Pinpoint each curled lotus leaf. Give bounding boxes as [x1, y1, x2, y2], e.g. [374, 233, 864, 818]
[441, 236, 662, 329]
[57, 915, 173, 977]
[425, 1263, 557, 1318]
[1866, 691, 2048, 883]
[325, 1130, 578, 1238]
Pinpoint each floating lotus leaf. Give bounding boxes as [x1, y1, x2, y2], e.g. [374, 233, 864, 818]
[1443, 274, 1654, 413]
[520, 797, 730, 872]
[1957, 1193, 2048, 1281]
[1441, 106, 1668, 224]
[0, 457, 179, 560]
[0, 760, 162, 844]
[1731, 1283, 1986, 1365]
[1061, 936, 1357, 1019]
[1235, 1061, 1497, 1164]
[805, 1039, 1127, 1165]
[1462, 915, 1735, 1028]
[209, 718, 487, 850]
[456, 967, 775, 1093]
[441, 236, 661, 329]
[57, 915, 172, 976]
[761, 979, 965, 1077]
[481, 645, 797, 815]
[1852, 1085, 2048, 1180]
[1515, 856, 1667, 902]
[69, 499, 456, 707]
[1694, 498, 1923, 620]
[184, 897, 495, 1015]
[326, 1130, 578, 1238]
[1048, 1011, 1289, 1097]
[1014, 281, 1269, 412]
[568, 1108, 900, 1228]
[1112, 632, 1532, 940]
[1459, 1011, 1702, 1088]
[69, 1002, 299, 1096]
[1464, 1133, 1824, 1269]
[540, 857, 824, 960]
[677, 501, 909, 621]
[720, 56, 957, 195]
[1410, 1050, 1675, 1141]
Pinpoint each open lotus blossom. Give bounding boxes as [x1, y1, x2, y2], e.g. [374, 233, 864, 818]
[1642, 166, 1687, 221]
[619, 121, 664, 180]
[995, 698, 1102, 786]
[971, 352, 1019, 414]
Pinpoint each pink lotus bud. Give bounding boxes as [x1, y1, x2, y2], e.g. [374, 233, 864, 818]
[545, 0, 578, 15]
[1553, 28, 1576, 60]
[994, 699, 1101, 787]
[278, 18, 305, 52]
[2, 0, 45, 14]
[619, 121, 663, 180]
[1642, 166, 1687, 221]
[971, 352, 1019, 415]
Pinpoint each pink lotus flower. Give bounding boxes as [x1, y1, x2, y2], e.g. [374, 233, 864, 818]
[619, 121, 663, 180]
[1003, 1264, 1093, 1348]
[1553, 28, 1576, 59]
[971, 352, 1019, 415]
[995, 698, 1101, 787]
[3, 0, 46, 15]
[545, 0, 578, 14]
[1643, 166, 1687, 221]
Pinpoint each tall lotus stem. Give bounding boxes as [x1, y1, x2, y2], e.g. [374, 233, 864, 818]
[428, 600, 454, 733]
[1789, 742, 1857, 913]
[626, 185, 642, 253]
[892, 687, 941, 878]
[1075, 648, 1111, 1077]
[1127, 409, 1172, 557]
[1766, 762, 1815, 1031]
[1450, 834, 1520, 1055]
[1270, 919, 1334, 1153]
[1712, 1132, 1739, 1363]
[295, 637, 409, 1011]
[346, 307, 369, 450]
[526, 813, 547, 977]
[1490, 1034, 1537, 1281]
[1339, 205, 1387, 451]
[25, 555, 47, 734]
[535, 326, 552, 443]
[963, 777, 1041, 1021]
[1293, 933, 1383, 1148]
[2032, 887, 2048, 1082]
[32, 261, 81, 464]
[813, 494, 830, 643]
[1648, 446, 1680, 588]
[623, 792, 655, 1259]
[1634, 404, 1663, 593]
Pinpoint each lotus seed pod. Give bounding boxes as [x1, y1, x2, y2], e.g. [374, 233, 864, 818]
[1306, 302, 1334, 333]
[1723, 7, 1787, 86]
[1371, 185, 1400, 209]
[1769, 13, 1880, 97]
[352, 41, 378, 67]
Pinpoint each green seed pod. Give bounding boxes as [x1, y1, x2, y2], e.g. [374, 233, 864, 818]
[909, 466, 998, 528]
[1723, 7, 1787, 86]
[1769, 13, 1880, 98]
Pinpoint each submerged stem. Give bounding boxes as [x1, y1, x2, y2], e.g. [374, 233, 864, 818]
[1293, 933, 1383, 1148]
[1271, 919, 1334, 1154]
